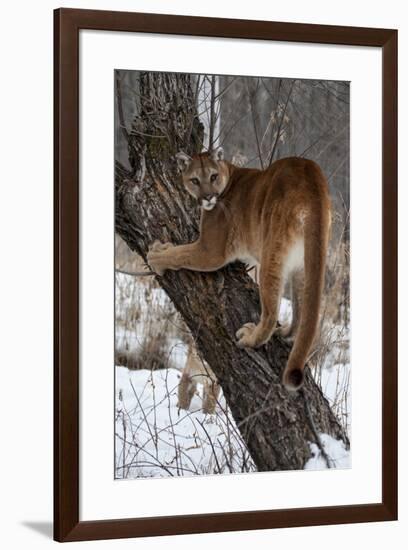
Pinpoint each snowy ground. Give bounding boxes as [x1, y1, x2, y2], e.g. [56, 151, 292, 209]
[115, 366, 255, 478]
[305, 434, 350, 470]
[115, 273, 351, 478]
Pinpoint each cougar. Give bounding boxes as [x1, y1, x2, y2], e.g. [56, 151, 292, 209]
[147, 148, 331, 391]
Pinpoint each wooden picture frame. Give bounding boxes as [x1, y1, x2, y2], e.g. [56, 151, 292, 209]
[54, 8, 397, 542]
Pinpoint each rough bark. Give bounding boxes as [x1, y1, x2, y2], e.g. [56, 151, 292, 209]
[115, 72, 349, 472]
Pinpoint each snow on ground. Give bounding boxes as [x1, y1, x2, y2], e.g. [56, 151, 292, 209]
[304, 434, 351, 470]
[115, 366, 255, 478]
[278, 296, 292, 327]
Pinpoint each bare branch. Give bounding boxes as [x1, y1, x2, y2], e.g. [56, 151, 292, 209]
[115, 71, 129, 143]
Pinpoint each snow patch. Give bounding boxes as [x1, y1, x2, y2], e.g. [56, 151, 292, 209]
[304, 433, 351, 470]
[115, 366, 255, 478]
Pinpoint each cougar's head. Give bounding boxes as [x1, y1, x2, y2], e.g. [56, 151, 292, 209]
[176, 147, 229, 211]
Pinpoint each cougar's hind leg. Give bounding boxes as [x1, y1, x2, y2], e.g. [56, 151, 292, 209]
[236, 237, 285, 348]
[277, 269, 304, 340]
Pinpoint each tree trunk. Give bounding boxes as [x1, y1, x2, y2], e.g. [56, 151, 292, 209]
[115, 72, 348, 472]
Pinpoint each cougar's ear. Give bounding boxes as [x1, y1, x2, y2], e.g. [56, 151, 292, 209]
[211, 146, 224, 162]
[175, 151, 193, 172]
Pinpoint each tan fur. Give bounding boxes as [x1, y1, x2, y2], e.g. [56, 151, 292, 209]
[177, 344, 220, 414]
[148, 148, 331, 391]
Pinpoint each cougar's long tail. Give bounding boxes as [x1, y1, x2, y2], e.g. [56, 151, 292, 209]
[282, 199, 330, 391]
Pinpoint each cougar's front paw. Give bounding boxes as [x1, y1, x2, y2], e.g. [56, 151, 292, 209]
[147, 240, 174, 276]
[146, 257, 165, 276]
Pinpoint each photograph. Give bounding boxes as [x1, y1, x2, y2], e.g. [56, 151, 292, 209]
[114, 70, 351, 479]
[0, 0, 400, 546]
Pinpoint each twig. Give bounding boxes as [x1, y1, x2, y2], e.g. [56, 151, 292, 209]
[197, 419, 222, 474]
[115, 268, 155, 277]
[300, 388, 333, 468]
[121, 411, 127, 478]
[246, 79, 264, 169]
[129, 378, 157, 448]
[208, 75, 217, 150]
[115, 433, 175, 476]
[115, 72, 129, 143]
[301, 124, 348, 160]
[268, 79, 296, 166]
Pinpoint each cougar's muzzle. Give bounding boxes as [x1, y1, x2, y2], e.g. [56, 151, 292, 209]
[201, 193, 218, 211]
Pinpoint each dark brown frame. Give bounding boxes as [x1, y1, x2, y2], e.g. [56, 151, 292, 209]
[54, 8, 398, 542]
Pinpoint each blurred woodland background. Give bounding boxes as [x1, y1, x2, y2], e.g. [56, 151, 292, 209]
[114, 72, 350, 479]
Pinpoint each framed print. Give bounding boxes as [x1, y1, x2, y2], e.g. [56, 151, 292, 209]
[54, 8, 397, 542]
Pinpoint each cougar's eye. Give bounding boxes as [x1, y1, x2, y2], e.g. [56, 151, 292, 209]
[210, 173, 218, 183]
[191, 177, 200, 186]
